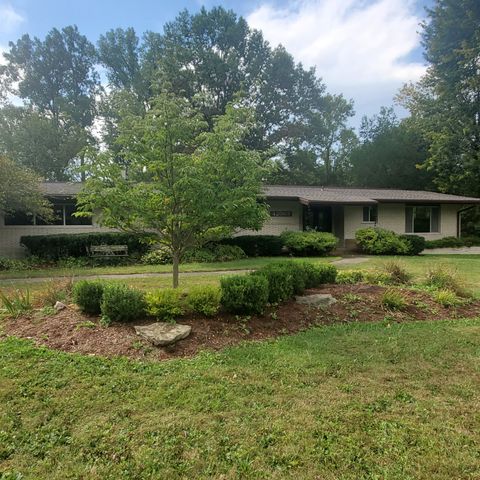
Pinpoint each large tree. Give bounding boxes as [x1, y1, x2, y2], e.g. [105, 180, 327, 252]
[397, 0, 480, 196]
[77, 94, 268, 287]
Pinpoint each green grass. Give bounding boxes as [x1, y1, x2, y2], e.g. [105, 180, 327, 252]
[1, 318, 480, 479]
[0, 256, 338, 280]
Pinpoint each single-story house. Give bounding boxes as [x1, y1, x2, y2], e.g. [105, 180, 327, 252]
[1, 182, 479, 258]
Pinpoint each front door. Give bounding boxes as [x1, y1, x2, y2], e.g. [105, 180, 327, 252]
[303, 206, 332, 232]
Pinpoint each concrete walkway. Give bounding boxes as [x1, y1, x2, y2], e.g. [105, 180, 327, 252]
[331, 257, 370, 266]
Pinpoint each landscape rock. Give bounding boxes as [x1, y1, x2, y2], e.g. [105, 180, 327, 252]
[134, 322, 191, 346]
[295, 294, 337, 307]
[54, 301, 67, 311]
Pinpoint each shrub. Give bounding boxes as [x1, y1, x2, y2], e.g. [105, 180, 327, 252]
[424, 236, 474, 249]
[336, 270, 365, 284]
[281, 231, 338, 256]
[400, 235, 426, 255]
[183, 244, 246, 263]
[101, 284, 146, 323]
[146, 288, 184, 321]
[73, 280, 105, 315]
[254, 264, 295, 304]
[355, 228, 410, 255]
[0, 289, 32, 317]
[364, 271, 395, 285]
[433, 289, 462, 307]
[141, 248, 172, 265]
[20, 232, 151, 260]
[424, 265, 467, 296]
[221, 235, 284, 257]
[220, 274, 269, 314]
[381, 288, 407, 310]
[382, 260, 412, 285]
[302, 262, 337, 287]
[187, 285, 221, 317]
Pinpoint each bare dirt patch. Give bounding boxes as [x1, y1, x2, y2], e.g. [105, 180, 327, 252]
[2, 284, 480, 361]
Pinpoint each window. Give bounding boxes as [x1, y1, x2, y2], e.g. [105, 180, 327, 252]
[362, 206, 378, 223]
[405, 206, 440, 233]
[4, 199, 92, 226]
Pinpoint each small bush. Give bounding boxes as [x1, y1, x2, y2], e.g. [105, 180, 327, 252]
[381, 288, 407, 310]
[382, 260, 412, 285]
[221, 235, 284, 257]
[336, 270, 365, 284]
[281, 231, 338, 256]
[364, 271, 395, 285]
[73, 280, 106, 315]
[146, 289, 184, 321]
[183, 244, 246, 263]
[424, 265, 467, 296]
[220, 275, 269, 314]
[187, 285, 221, 317]
[0, 289, 32, 317]
[433, 289, 462, 307]
[302, 262, 337, 287]
[141, 248, 172, 265]
[424, 236, 480, 249]
[355, 228, 410, 255]
[400, 235, 426, 255]
[101, 284, 146, 323]
[254, 264, 295, 304]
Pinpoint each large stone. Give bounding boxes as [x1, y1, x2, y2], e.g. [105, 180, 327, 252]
[295, 293, 337, 307]
[134, 323, 191, 346]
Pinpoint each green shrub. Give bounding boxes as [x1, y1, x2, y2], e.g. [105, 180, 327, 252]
[254, 264, 295, 303]
[187, 285, 221, 317]
[183, 244, 246, 263]
[423, 236, 480, 249]
[433, 289, 462, 307]
[336, 270, 365, 284]
[424, 265, 467, 296]
[355, 228, 410, 255]
[302, 262, 337, 287]
[220, 275, 269, 314]
[382, 260, 412, 285]
[100, 284, 146, 323]
[221, 235, 284, 257]
[364, 271, 394, 285]
[381, 288, 407, 310]
[20, 232, 151, 260]
[141, 248, 172, 265]
[73, 280, 105, 315]
[400, 235, 426, 255]
[281, 231, 338, 256]
[146, 288, 184, 321]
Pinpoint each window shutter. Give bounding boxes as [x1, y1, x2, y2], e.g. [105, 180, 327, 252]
[405, 207, 413, 233]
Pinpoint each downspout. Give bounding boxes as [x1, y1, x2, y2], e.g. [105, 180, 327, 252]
[456, 205, 475, 237]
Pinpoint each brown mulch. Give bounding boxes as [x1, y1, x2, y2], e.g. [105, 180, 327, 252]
[2, 284, 480, 361]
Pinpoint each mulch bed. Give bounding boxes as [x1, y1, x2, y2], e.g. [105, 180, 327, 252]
[2, 284, 480, 361]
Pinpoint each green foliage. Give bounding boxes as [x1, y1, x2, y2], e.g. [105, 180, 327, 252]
[400, 235, 426, 255]
[0, 289, 32, 317]
[381, 288, 407, 311]
[183, 244, 246, 263]
[433, 289, 462, 308]
[221, 235, 285, 257]
[281, 231, 338, 256]
[146, 289, 185, 322]
[302, 262, 338, 287]
[20, 232, 150, 260]
[382, 260, 412, 285]
[424, 265, 467, 297]
[424, 236, 480, 249]
[220, 275, 269, 314]
[186, 285, 221, 317]
[141, 248, 172, 265]
[100, 284, 146, 323]
[254, 264, 295, 304]
[336, 270, 365, 284]
[73, 280, 106, 315]
[37, 279, 73, 307]
[364, 271, 395, 285]
[355, 228, 410, 255]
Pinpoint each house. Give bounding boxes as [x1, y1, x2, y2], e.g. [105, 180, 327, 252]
[1, 182, 479, 258]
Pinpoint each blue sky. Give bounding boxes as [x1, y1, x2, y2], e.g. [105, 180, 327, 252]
[0, 0, 433, 125]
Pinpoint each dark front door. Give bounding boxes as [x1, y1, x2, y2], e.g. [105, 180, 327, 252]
[303, 205, 333, 232]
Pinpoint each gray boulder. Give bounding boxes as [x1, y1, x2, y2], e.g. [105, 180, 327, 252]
[134, 323, 191, 346]
[295, 294, 337, 307]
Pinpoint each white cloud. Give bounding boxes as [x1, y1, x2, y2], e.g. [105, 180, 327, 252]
[247, 0, 426, 120]
[0, 3, 24, 35]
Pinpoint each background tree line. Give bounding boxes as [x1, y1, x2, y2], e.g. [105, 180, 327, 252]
[0, 1, 478, 196]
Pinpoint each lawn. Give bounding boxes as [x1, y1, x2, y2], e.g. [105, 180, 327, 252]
[1, 318, 479, 479]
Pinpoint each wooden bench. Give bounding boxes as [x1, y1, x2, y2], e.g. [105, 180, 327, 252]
[88, 245, 128, 257]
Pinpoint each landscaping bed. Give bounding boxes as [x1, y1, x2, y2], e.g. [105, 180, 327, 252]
[3, 283, 480, 361]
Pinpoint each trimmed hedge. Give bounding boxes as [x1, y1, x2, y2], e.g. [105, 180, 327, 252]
[280, 231, 338, 256]
[20, 232, 151, 260]
[399, 235, 426, 255]
[146, 288, 184, 321]
[73, 280, 105, 315]
[221, 235, 284, 257]
[424, 236, 480, 249]
[100, 284, 146, 323]
[355, 228, 410, 255]
[220, 275, 269, 314]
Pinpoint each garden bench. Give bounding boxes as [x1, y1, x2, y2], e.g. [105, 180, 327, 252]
[88, 244, 129, 257]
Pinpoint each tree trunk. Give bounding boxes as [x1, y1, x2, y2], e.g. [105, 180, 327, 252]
[172, 251, 180, 288]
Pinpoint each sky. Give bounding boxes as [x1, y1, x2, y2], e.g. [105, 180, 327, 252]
[0, 0, 433, 125]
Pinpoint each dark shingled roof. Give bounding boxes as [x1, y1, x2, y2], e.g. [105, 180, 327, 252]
[41, 182, 480, 204]
[263, 185, 480, 205]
